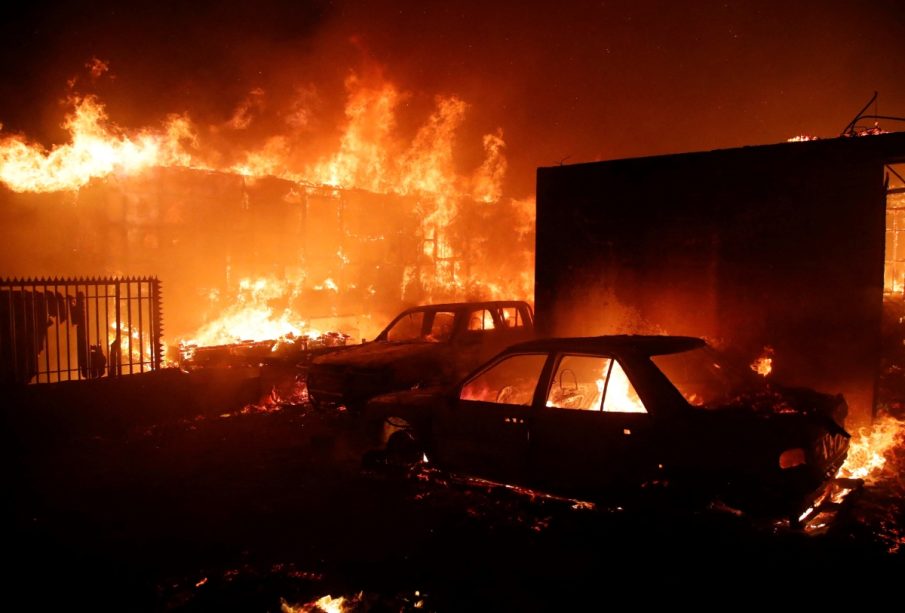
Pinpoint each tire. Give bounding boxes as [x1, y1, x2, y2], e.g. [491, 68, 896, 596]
[385, 430, 422, 467]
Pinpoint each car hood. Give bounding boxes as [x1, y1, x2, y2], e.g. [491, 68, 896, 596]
[312, 340, 446, 370]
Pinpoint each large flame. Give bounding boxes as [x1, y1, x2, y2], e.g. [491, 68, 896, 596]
[0, 64, 535, 346]
[0, 95, 200, 193]
[184, 276, 312, 347]
[838, 413, 905, 483]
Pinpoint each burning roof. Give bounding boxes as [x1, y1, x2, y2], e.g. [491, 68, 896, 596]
[0, 67, 534, 346]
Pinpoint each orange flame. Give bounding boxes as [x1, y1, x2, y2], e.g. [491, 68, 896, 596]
[0, 95, 200, 192]
[183, 276, 316, 347]
[601, 361, 647, 413]
[281, 593, 362, 613]
[838, 413, 905, 484]
[750, 346, 773, 377]
[0, 72, 507, 200]
[1, 64, 535, 346]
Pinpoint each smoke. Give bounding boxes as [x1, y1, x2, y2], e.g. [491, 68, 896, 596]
[3, 1, 904, 200]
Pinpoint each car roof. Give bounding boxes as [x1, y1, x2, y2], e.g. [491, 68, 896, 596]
[504, 335, 706, 357]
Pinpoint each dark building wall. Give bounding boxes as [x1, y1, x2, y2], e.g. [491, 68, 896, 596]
[536, 134, 905, 423]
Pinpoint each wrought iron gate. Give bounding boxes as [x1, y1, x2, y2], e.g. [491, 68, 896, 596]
[1, 277, 163, 384]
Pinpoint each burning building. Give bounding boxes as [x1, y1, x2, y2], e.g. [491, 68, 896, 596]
[536, 131, 905, 424]
[0, 73, 534, 382]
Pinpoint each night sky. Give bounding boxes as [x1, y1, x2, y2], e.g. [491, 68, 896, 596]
[1, 0, 904, 197]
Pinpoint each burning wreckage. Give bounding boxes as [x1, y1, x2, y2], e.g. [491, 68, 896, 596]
[177, 331, 351, 371]
[306, 300, 535, 410]
[2, 72, 904, 548]
[360, 335, 854, 525]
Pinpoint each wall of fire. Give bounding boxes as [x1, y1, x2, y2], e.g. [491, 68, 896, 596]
[0, 167, 533, 343]
[536, 133, 905, 424]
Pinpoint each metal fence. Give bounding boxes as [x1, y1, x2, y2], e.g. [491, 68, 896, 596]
[1, 277, 163, 384]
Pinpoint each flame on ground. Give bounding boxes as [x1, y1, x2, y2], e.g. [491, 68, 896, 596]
[183, 276, 313, 346]
[750, 346, 774, 377]
[838, 413, 905, 483]
[281, 593, 362, 613]
[237, 380, 309, 415]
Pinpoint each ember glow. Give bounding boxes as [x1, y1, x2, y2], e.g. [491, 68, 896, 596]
[750, 346, 774, 377]
[838, 413, 905, 483]
[282, 593, 360, 613]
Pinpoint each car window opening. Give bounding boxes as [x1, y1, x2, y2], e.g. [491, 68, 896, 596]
[546, 355, 647, 414]
[500, 307, 524, 328]
[427, 311, 456, 342]
[386, 310, 456, 343]
[467, 309, 496, 331]
[650, 347, 742, 408]
[459, 353, 547, 405]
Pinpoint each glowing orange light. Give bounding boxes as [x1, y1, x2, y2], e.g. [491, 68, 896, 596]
[1, 65, 535, 345]
[838, 414, 905, 484]
[750, 346, 774, 377]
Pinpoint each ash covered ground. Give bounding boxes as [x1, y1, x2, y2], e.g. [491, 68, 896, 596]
[4, 371, 905, 611]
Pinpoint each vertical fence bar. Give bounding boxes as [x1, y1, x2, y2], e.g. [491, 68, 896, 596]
[152, 278, 163, 370]
[29, 280, 38, 383]
[104, 282, 111, 377]
[126, 280, 133, 375]
[6, 284, 17, 383]
[94, 283, 101, 378]
[43, 281, 50, 382]
[54, 281, 61, 383]
[76, 282, 82, 380]
[81, 284, 89, 379]
[64, 283, 72, 381]
[148, 280, 156, 370]
[114, 281, 121, 378]
[137, 280, 144, 372]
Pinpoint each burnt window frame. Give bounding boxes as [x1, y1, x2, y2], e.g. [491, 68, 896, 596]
[457, 351, 552, 406]
[465, 307, 499, 332]
[543, 351, 649, 414]
[380, 307, 458, 342]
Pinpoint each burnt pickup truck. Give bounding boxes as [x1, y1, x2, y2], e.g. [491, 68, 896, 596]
[306, 301, 534, 410]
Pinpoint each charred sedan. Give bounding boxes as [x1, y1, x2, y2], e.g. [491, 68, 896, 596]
[364, 335, 850, 520]
[306, 301, 534, 410]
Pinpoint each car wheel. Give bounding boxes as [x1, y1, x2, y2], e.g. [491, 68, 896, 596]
[385, 429, 422, 467]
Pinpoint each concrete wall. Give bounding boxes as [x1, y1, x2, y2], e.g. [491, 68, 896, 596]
[536, 133, 905, 423]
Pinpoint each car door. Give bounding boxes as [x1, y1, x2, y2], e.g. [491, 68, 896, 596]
[529, 353, 657, 497]
[434, 352, 550, 484]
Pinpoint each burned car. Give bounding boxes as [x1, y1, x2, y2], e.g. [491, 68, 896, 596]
[306, 301, 534, 410]
[363, 335, 850, 520]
